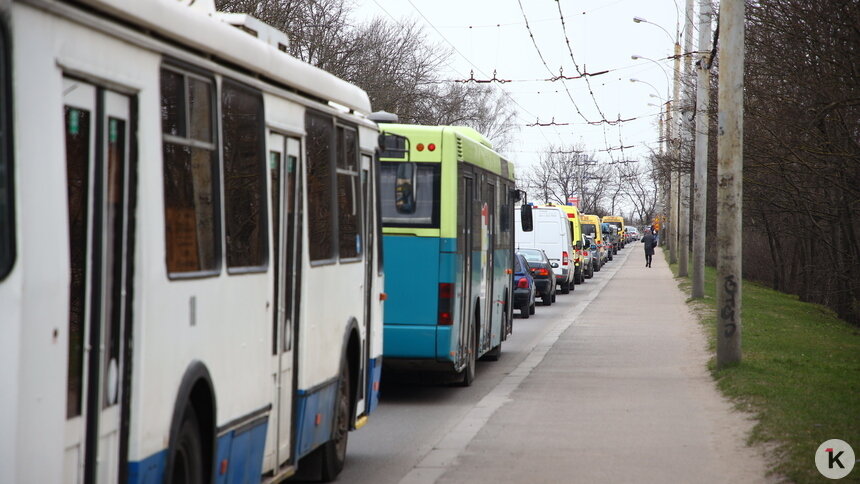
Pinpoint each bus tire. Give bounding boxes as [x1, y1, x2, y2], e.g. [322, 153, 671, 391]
[320, 359, 351, 481]
[170, 406, 204, 484]
[458, 323, 477, 386]
[483, 341, 502, 361]
[483, 308, 506, 361]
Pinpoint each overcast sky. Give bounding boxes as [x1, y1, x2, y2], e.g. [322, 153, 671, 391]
[352, 0, 696, 175]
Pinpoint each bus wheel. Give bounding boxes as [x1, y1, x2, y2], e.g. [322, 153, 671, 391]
[482, 313, 505, 361]
[458, 324, 477, 386]
[171, 406, 203, 484]
[320, 360, 350, 481]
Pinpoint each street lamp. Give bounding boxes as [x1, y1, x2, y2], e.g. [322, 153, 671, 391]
[633, 14, 683, 265]
[632, 16, 674, 44]
[631, 54, 671, 94]
[629, 78, 661, 98]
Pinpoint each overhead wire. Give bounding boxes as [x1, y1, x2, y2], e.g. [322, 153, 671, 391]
[403, 0, 562, 146]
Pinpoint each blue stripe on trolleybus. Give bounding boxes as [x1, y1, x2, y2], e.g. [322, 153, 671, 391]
[128, 417, 269, 484]
[367, 356, 382, 414]
[295, 381, 338, 459]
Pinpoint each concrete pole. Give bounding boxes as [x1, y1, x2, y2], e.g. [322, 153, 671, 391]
[678, 0, 694, 277]
[716, 0, 744, 367]
[691, 0, 712, 298]
[668, 42, 682, 264]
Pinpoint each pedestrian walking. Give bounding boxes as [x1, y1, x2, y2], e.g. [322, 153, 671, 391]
[642, 229, 656, 267]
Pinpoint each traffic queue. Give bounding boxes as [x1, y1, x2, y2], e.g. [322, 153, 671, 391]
[512, 204, 636, 318]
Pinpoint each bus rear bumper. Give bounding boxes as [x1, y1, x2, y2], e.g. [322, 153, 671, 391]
[383, 324, 455, 365]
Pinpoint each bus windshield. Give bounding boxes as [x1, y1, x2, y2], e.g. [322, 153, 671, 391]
[380, 161, 440, 227]
[582, 224, 596, 236]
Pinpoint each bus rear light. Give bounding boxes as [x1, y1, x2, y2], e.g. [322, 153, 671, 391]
[583, 250, 589, 257]
[517, 277, 530, 289]
[562, 251, 569, 266]
[428, 143, 436, 151]
[438, 283, 454, 325]
[416, 143, 425, 151]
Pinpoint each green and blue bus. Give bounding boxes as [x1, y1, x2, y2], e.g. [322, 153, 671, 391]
[377, 124, 521, 385]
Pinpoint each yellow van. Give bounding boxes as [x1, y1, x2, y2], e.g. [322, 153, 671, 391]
[580, 214, 607, 268]
[542, 204, 586, 283]
[602, 216, 626, 248]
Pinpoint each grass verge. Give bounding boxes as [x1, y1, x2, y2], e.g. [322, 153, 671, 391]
[663, 249, 860, 483]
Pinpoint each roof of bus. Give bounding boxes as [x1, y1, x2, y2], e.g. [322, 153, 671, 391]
[602, 216, 625, 224]
[378, 123, 515, 180]
[580, 214, 600, 224]
[79, 0, 372, 114]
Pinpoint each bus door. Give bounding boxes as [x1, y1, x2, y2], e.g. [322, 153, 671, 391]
[458, 174, 474, 367]
[62, 78, 135, 484]
[357, 153, 375, 415]
[267, 133, 301, 470]
[482, 180, 495, 348]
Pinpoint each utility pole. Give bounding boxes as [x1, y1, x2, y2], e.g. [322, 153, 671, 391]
[678, 0, 694, 277]
[669, 41, 681, 264]
[716, 0, 744, 367]
[691, 0, 712, 298]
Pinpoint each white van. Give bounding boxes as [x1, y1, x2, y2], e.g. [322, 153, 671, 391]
[515, 206, 576, 294]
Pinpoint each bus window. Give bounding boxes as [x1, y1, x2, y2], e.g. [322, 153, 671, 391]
[161, 67, 219, 275]
[305, 111, 335, 262]
[222, 80, 267, 270]
[0, 26, 12, 280]
[337, 126, 361, 260]
[379, 162, 440, 227]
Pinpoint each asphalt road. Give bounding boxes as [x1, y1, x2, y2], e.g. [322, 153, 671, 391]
[335, 249, 631, 484]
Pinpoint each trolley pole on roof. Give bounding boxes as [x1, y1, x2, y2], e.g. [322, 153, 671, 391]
[716, 0, 744, 367]
[691, 0, 713, 299]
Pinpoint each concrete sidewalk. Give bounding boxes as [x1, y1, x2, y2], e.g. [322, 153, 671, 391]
[432, 246, 770, 483]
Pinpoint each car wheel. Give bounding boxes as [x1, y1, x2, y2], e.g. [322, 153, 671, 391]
[560, 281, 570, 294]
[542, 291, 552, 306]
[521, 305, 530, 319]
[551, 289, 557, 303]
[529, 302, 536, 315]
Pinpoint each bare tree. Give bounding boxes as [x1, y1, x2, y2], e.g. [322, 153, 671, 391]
[216, 0, 517, 151]
[618, 162, 659, 225]
[523, 144, 614, 214]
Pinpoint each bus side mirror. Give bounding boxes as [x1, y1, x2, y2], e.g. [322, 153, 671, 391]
[520, 204, 533, 232]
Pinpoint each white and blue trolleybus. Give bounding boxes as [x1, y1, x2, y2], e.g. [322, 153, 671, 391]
[0, 0, 385, 482]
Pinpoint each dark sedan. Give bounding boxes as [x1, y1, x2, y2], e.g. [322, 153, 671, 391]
[513, 253, 536, 318]
[517, 248, 556, 306]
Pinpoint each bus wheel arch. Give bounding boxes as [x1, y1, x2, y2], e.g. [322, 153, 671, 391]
[344, 320, 361, 428]
[165, 361, 216, 484]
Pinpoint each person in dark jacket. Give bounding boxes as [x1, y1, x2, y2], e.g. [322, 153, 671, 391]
[642, 229, 656, 267]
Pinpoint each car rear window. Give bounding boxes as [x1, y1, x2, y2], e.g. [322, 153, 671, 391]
[518, 250, 543, 263]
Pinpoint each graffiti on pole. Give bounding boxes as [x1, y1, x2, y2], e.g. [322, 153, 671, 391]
[720, 274, 738, 337]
